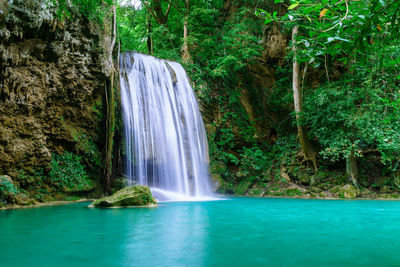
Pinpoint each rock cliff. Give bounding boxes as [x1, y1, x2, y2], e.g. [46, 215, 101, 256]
[0, 0, 110, 205]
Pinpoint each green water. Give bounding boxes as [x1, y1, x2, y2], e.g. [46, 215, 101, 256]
[1, 198, 400, 266]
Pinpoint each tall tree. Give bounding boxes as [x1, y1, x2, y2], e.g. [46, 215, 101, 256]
[291, 25, 317, 175]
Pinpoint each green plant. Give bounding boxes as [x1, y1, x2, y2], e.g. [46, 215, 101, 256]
[0, 176, 19, 204]
[49, 152, 91, 191]
[49, 0, 114, 24]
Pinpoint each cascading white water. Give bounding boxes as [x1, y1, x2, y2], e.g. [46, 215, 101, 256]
[119, 52, 213, 201]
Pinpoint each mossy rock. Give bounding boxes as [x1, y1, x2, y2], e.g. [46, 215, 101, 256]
[89, 185, 157, 208]
[309, 192, 317, 198]
[113, 177, 130, 191]
[235, 180, 252, 195]
[330, 185, 341, 194]
[248, 188, 263, 196]
[309, 186, 322, 193]
[339, 184, 358, 199]
[216, 181, 235, 194]
[285, 188, 302, 197]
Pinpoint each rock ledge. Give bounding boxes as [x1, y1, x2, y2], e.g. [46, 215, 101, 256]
[89, 185, 157, 208]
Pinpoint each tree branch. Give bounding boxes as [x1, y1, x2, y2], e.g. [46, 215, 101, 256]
[323, 0, 349, 32]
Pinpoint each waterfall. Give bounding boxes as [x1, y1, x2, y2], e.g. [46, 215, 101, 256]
[119, 52, 213, 201]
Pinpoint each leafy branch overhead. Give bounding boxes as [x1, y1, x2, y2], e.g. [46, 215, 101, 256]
[257, 0, 400, 67]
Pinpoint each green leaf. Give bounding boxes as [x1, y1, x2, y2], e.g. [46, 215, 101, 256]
[288, 3, 299, 10]
[264, 18, 273, 24]
[274, 0, 283, 3]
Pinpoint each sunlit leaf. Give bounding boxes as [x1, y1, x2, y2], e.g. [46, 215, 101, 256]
[319, 8, 329, 19]
[288, 3, 299, 10]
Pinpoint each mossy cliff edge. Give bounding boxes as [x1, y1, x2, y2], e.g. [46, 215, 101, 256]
[0, 0, 113, 207]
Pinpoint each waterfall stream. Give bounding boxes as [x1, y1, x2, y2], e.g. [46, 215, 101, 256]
[119, 52, 213, 201]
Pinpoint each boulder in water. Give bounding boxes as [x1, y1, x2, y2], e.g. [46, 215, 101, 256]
[89, 185, 157, 208]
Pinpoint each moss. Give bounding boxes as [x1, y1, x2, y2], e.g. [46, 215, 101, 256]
[285, 188, 302, 197]
[235, 180, 252, 195]
[309, 186, 322, 193]
[272, 191, 285, 196]
[216, 181, 235, 194]
[339, 184, 358, 199]
[249, 189, 263, 196]
[90, 185, 156, 208]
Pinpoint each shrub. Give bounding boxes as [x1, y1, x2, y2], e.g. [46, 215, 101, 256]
[49, 152, 91, 191]
[0, 176, 19, 205]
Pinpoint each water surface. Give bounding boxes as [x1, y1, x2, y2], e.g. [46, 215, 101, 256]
[1, 197, 400, 266]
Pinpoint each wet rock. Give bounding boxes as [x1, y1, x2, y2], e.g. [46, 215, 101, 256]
[89, 186, 157, 208]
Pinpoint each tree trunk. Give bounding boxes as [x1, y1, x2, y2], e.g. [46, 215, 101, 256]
[181, 0, 192, 63]
[346, 152, 358, 187]
[292, 26, 317, 173]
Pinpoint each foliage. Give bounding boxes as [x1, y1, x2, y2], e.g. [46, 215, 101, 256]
[50, 0, 400, 192]
[49, 152, 91, 191]
[49, 0, 114, 24]
[259, 0, 400, 67]
[304, 76, 400, 170]
[0, 176, 19, 204]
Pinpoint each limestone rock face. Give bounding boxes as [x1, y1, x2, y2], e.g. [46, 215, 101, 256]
[0, 0, 8, 24]
[89, 186, 157, 208]
[0, 0, 110, 179]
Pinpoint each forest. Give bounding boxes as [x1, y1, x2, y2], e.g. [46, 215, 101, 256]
[112, 0, 400, 198]
[0, 0, 399, 203]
